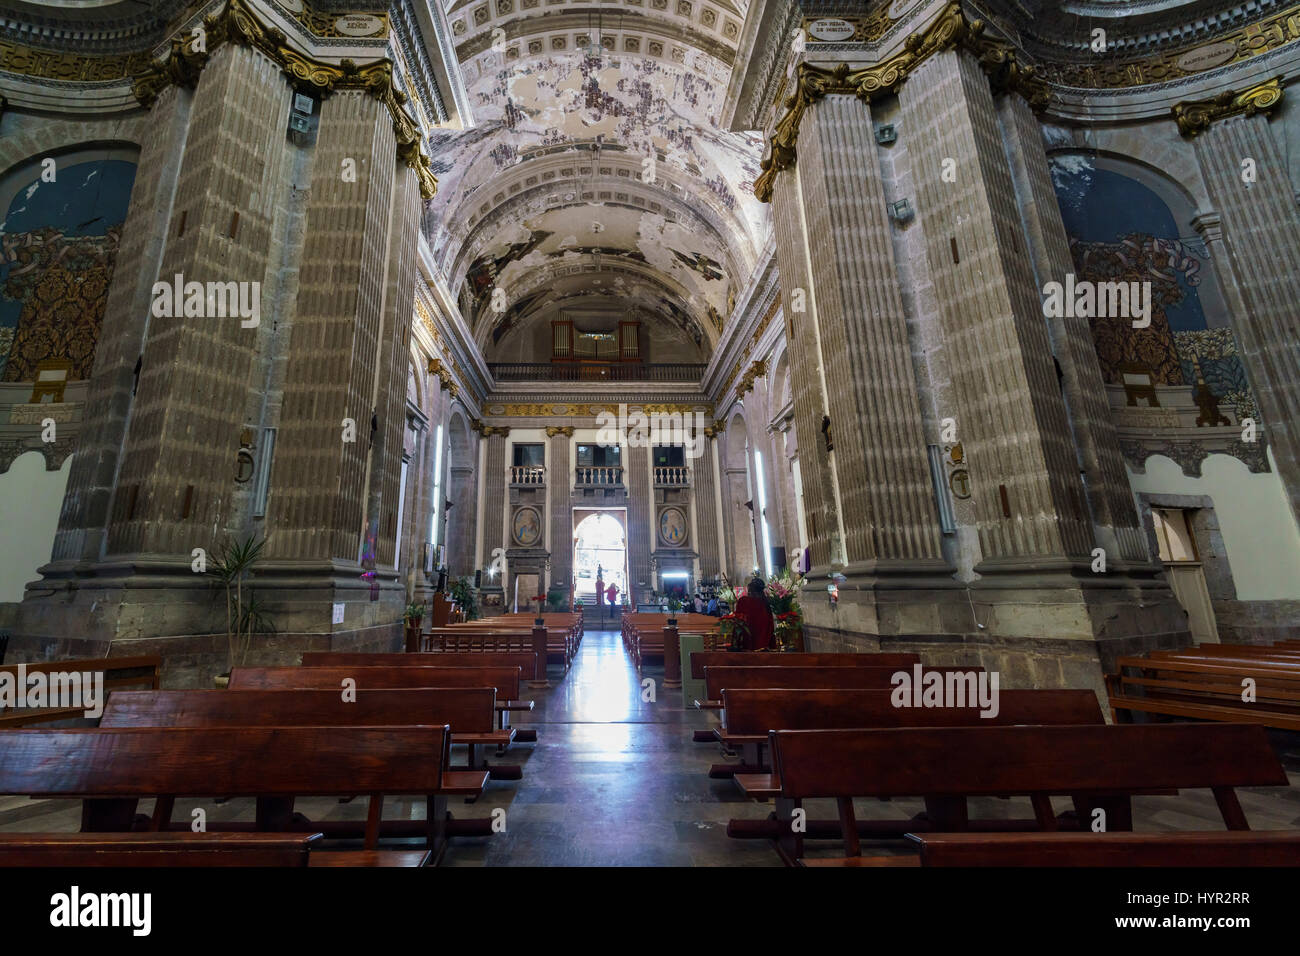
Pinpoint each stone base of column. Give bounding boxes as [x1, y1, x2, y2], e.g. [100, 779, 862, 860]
[10, 555, 406, 685]
[801, 570, 1192, 707]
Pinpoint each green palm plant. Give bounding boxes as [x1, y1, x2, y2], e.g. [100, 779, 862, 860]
[207, 534, 274, 674]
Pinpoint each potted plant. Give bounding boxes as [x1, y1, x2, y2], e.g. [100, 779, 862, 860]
[207, 534, 275, 686]
[403, 601, 425, 652]
[448, 575, 479, 621]
[546, 587, 568, 612]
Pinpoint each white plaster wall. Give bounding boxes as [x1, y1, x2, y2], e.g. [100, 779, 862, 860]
[1126, 450, 1300, 601]
[0, 452, 71, 603]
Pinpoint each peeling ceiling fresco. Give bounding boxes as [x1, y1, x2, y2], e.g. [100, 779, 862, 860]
[426, 0, 766, 357]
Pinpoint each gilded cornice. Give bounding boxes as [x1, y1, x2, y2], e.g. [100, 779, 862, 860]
[1035, 5, 1300, 91]
[735, 359, 767, 398]
[427, 357, 460, 397]
[1172, 76, 1285, 136]
[753, 2, 1048, 202]
[131, 0, 437, 198]
[470, 419, 510, 437]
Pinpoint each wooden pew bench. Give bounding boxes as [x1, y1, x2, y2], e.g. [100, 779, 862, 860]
[904, 831, 1300, 867]
[0, 656, 161, 727]
[423, 624, 570, 678]
[0, 726, 481, 865]
[102, 687, 517, 780]
[698, 663, 982, 712]
[756, 723, 1289, 866]
[1107, 654, 1300, 730]
[0, 832, 334, 867]
[299, 652, 541, 743]
[230, 664, 533, 737]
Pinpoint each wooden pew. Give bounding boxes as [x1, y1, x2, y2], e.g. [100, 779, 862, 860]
[0, 656, 161, 727]
[298, 652, 539, 742]
[904, 831, 1300, 867]
[0, 726, 484, 864]
[1107, 654, 1300, 731]
[0, 832, 329, 867]
[689, 651, 921, 681]
[423, 623, 571, 679]
[719, 686, 1098, 783]
[759, 723, 1288, 865]
[624, 613, 719, 671]
[698, 664, 981, 711]
[101, 687, 517, 779]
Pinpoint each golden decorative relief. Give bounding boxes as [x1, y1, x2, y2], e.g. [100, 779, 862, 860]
[754, 2, 1047, 202]
[1172, 76, 1285, 137]
[470, 419, 510, 437]
[545, 425, 575, 437]
[131, 0, 437, 199]
[427, 357, 460, 397]
[800, 11, 894, 45]
[0, 40, 153, 83]
[1039, 7, 1300, 90]
[735, 359, 768, 398]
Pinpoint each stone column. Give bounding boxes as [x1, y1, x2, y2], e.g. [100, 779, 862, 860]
[770, 94, 949, 585]
[692, 432, 723, 579]
[446, 465, 474, 576]
[108, 44, 291, 557]
[900, 47, 1095, 576]
[547, 426, 574, 597]
[625, 441, 652, 602]
[365, 163, 421, 572]
[267, 89, 398, 565]
[995, 92, 1150, 564]
[50, 84, 193, 566]
[479, 428, 509, 573]
[1188, 109, 1300, 527]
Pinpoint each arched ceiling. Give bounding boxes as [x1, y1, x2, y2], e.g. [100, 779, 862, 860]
[426, 0, 767, 359]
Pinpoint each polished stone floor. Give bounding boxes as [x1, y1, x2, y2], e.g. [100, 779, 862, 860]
[2, 629, 1299, 865]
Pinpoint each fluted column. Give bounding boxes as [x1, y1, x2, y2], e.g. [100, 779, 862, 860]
[692, 434, 722, 579]
[1190, 112, 1300, 526]
[479, 429, 509, 571]
[446, 465, 474, 576]
[108, 44, 290, 556]
[51, 84, 193, 563]
[266, 88, 398, 562]
[626, 441, 652, 602]
[366, 164, 421, 569]
[901, 48, 1094, 574]
[771, 94, 948, 583]
[995, 92, 1149, 563]
[547, 427, 573, 594]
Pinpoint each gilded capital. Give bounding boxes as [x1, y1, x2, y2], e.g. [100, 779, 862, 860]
[1173, 77, 1285, 137]
[546, 426, 575, 438]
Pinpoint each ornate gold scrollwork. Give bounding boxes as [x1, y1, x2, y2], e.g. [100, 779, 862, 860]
[131, 0, 438, 198]
[1172, 77, 1285, 137]
[754, 2, 1048, 202]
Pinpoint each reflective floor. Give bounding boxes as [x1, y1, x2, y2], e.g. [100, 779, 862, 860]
[1, 629, 1298, 866]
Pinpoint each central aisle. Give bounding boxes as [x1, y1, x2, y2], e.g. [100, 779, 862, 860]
[445, 628, 781, 866]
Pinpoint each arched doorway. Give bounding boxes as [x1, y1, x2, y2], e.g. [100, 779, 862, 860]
[573, 511, 628, 605]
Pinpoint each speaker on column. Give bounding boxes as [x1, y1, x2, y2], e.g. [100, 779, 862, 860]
[474, 569, 482, 588]
[772, 547, 787, 573]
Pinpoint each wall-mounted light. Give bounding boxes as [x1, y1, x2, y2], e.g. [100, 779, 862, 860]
[874, 124, 897, 145]
[888, 199, 913, 223]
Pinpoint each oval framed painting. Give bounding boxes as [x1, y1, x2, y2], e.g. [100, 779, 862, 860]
[512, 506, 542, 547]
[658, 507, 688, 547]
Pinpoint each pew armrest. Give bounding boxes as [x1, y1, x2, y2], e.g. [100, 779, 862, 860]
[496, 700, 535, 712]
[453, 730, 516, 747]
[735, 773, 781, 799]
[440, 771, 490, 796]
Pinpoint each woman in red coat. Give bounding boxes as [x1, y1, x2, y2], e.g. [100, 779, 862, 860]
[733, 578, 774, 650]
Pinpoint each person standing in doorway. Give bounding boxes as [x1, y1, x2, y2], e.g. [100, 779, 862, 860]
[606, 580, 619, 609]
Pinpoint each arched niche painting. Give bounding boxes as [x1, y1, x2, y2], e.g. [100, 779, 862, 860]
[0, 153, 137, 384]
[1048, 153, 1255, 427]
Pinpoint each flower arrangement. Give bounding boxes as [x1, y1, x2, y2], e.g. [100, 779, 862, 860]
[717, 612, 750, 651]
[403, 602, 425, 625]
[765, 568, 804, 650]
